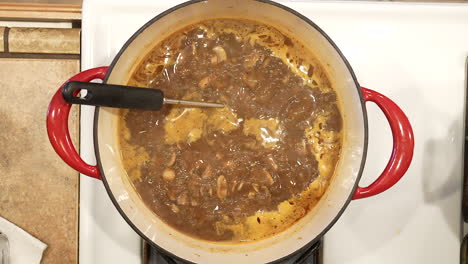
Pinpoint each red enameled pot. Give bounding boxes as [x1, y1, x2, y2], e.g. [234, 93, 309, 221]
[46, 0, 414, 263]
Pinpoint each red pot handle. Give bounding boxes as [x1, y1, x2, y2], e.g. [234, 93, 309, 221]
[46, 66, 109, 180]
[352, 87, 414, 199]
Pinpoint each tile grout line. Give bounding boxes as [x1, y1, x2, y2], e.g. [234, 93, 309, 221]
[0, 53, 80, 59]
[3, 27, 9, 53]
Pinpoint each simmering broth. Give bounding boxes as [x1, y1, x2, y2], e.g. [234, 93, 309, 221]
[119, 18, 342, 242]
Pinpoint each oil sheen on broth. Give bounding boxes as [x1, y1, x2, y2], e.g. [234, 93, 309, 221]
[119, 19, 342, 242]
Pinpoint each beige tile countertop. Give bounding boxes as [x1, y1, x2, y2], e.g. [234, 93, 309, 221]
[8, 27, 79, 54]
[0, 26, 80, 264]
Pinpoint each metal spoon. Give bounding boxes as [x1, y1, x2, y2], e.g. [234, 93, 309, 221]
[62, 81, 224, 110]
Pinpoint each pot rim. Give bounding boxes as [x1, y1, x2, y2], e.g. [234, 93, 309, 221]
[93, 0, 369, 262]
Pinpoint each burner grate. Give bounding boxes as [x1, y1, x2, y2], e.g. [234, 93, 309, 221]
[143, 239, 322, 264]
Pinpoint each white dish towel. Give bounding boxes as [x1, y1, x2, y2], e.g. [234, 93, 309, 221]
[0, 216, 47, 264]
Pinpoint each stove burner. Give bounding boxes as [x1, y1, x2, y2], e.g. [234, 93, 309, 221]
[143, 239, 322, 264]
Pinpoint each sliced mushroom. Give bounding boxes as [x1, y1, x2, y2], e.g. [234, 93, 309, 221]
[171, 204, 180, 213]
[211, 55, 219, 65]
[262, 170, 274, 186]
[212, 46, 227, 63]
[167, 152, 176, 167]
[162, 168, 176, 181]
[252, 183, 260, 193]
[202, 165, 213, 179]
[217, 175, 228, 199]
[237, 181, 245, 192]
[191, 43, 197, 56]
[198, 75, 212, 89]
[231, 180, 238, 192]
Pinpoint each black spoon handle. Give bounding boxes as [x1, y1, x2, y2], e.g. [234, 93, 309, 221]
[62, 81, 165, 110]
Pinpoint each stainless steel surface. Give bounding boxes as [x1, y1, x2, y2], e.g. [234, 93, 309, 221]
[0, 232, 10, 264]
[163, 98, 224, 108]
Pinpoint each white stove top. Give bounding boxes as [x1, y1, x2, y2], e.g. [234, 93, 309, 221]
[81, 1, 468, 263]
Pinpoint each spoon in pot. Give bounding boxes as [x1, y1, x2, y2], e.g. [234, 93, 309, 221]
[62, 81, 224, 110]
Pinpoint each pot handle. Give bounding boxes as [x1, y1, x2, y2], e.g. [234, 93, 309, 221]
[46, 66, 109, 180]
[353, 87, 414, 199]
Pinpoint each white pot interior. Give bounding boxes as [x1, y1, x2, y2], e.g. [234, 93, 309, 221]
[95, 0, 366, 263]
